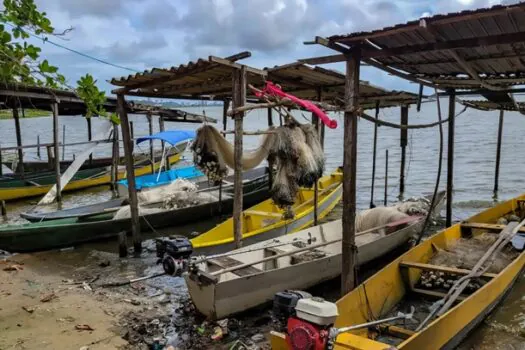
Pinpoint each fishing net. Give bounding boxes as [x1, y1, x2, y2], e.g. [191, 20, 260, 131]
[356, 207, 409, 235]
[113, 205, 164, 220]
[191, 120, 325, 207]
[191, 125, 275, 181]
[137, 179, 198, 203]
[162, 191, 217, 210]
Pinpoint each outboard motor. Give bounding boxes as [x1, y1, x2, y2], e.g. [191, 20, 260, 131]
[273, 292, 339, 350]
[155, 237, 193, 276]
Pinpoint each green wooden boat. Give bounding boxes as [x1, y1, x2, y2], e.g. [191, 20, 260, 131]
[0, 168, 270, 252]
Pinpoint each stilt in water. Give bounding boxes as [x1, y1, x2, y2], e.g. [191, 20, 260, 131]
[384, 149, 389, 206]
[370, 101, 379, 208]
[111, 124, 120, 195]
[147, 112, 154, 174]
[446, 90, 456, 227]
[52, 102, 62, 204]
[1, 200, 6, 220]
[12, 107, 24, 177]
[493, 109, 504, 198]
[62, 124, 66, 161]
[399, 106, 408, 200]
[87, 117, 93, 165]
[37, 135, 41, 159]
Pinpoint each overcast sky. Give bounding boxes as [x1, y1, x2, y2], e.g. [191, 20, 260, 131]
[31, 0, 519, 95]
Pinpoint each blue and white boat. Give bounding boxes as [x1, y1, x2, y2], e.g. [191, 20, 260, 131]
[118, 130, 203, 193]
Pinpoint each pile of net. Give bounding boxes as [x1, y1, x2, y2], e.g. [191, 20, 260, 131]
[355, 207, 409, 235]
[112, 179, 217, 220]
[191, 121, 324, 207]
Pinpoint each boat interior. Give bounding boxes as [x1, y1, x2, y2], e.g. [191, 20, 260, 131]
[190, 170, 343, 249]
[331, 196, 525, 349]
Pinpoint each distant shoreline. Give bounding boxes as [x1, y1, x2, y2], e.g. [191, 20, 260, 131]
[0, 109, 51, 120]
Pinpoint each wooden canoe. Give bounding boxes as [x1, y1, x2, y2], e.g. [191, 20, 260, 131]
[190, 169, 344, 256]
[186, 191, 445, 320]
[0, 152, 181, 201]
[0, 168, 270, 252]
[271, 193, 525, 350]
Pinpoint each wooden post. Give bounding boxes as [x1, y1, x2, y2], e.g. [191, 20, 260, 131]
[129, 121, 135, 153]
[147, 112, 154, 174]
[342, 49, 361, 295]
[232, 66, 246, 249]
[267, 107, 274, 190]
[118, 231, 128, 258]
[370, 101, 379, 208]
[37, 135, 41, 159]
[384, 149, 389, 206]
[158, 115, 165, 151]
[446, 90, 456, 227]
[87, 117, 93, 165]
[313, 87, 322, 226]
[416, 84, 424, 112]
[52, 102, 62, 203]
[62, 124, 66, 161]
[1, 200, 6, 219]
[320, 124, 325, 150]
[111, 124, 120, 193]
[46, 145, 53, 169]
[12, 107, 24, 177]
[494, 109, 504, 195]
[222, 99, 230, 131]
[399, 106, 408, 197]
[117, 94, 141, 254]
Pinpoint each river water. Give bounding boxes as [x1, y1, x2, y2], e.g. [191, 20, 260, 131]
[1, 102, 524, 347]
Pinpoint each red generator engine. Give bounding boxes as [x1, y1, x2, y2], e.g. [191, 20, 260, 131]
[285, 297, 339, 350]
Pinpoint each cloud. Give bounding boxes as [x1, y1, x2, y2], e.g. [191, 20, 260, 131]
[26, 0, 514, 95]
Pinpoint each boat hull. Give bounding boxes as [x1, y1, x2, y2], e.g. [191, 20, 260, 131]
[0, 153, 181, 201]
[0, 172, 270, 252]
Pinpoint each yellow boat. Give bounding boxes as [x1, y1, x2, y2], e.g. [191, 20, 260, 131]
[191, 168, 343, 254]
[0, 153, 181, 201]
[271, 193, 525, 350]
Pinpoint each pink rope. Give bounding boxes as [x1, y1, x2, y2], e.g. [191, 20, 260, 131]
[253, 81, 338, 129]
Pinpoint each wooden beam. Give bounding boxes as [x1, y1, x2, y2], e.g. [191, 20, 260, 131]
[232, 66, 247, 249]
[117, 94, 142, 253]
[494, 110, 504, 194]
[12, 107, 24, 177]
[341, 47, 361, 295]
[399, 261, 497, 278]
[51, 103, 62, 203]
[363, 58, 438, 88]
[209, 56, 267, 77]
[446, 90, 455, 227]
[361, 31, 525, 59]
[299, 54, 346, 65]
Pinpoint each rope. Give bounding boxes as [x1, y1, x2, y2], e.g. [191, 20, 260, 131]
[359, 106, 468, 130]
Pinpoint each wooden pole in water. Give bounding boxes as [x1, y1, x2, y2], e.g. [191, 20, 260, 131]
[37, 135, 41, 159]
[370, 101, 379, 208]
[493, 109, 504, 195]
[62, 124, 66, 161]
[384, 149, 389, 206]
[232, 66, 246, 249]
[52, 102, 62, 203]
[222, 99, 230, 132]
[158, 115, 165, 153]
[111, 124, 120, 193]
[1, 200, 6, 219]
[12, 107, 24, 177]
[87, 117, 93, 165]
[147, 112, 154, 174]
[446, 90, 456, 227]
[117, 94, 141, 254]
[342, 48, 361, 295]
[399, 105, 408, 198]
[267, 107, 274, 190]
[129, 121, 135, 153]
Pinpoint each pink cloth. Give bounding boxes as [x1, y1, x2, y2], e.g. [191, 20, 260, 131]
[253, 82, 338, 129]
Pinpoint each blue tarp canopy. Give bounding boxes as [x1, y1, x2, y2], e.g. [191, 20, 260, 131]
[136, 130, 196, 146]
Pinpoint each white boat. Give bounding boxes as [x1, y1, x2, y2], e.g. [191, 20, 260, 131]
[185, 191, 446, 320]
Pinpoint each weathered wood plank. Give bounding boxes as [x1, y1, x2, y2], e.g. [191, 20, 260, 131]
[399, 261, 497, 278]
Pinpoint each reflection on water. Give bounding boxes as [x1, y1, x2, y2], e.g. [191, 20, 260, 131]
[1, 102, 524, 347]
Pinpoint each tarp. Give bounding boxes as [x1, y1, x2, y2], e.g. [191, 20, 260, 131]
[136, 130, 195, 146]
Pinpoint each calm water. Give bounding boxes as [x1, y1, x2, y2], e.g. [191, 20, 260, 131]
[1, 101, 524, 347]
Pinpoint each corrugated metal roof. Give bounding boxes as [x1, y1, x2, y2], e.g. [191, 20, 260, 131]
[327, 3, 525, 89]
[266, 63, 420, 109]
[110, 53, 267, 99]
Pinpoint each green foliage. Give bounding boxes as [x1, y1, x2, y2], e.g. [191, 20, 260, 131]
[0, 0, 65, 87]
[76, 74, 119, 124]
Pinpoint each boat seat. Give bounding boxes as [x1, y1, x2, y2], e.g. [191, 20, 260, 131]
[410, 286, 466, 302]
[207, 256, 261, 277]
[244, 210, 282, 218]
[461, 222, 525, 234]
[399, 261, 497, 279]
